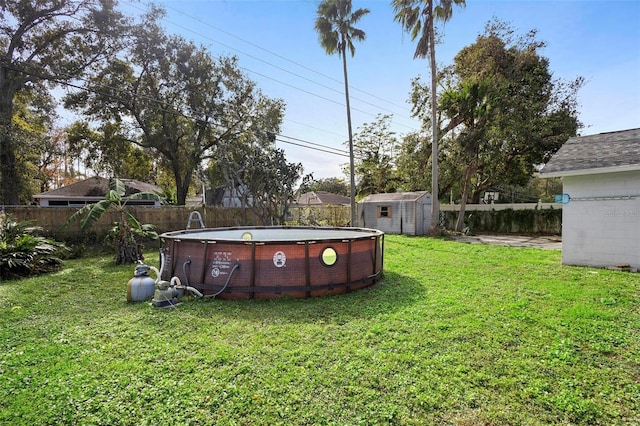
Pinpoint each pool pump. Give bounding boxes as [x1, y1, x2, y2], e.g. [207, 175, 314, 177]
[126, 251, 205, 307]
[151, 279, 183, 308]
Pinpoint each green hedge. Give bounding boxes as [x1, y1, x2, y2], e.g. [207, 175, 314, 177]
[442, 207, 562, 234]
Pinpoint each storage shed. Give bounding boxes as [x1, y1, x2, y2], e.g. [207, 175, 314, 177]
[358, 191, 431, 235]
[540, 128, 640, 270]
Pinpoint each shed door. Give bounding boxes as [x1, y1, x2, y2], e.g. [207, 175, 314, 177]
[423, 201, 430, 234]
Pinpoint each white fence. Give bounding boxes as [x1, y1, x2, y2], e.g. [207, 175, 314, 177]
[440, 202, 562, 212]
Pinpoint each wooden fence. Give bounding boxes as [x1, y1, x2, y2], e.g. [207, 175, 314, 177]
[2, 206, 257, 242]
[3, 202, 562, 242]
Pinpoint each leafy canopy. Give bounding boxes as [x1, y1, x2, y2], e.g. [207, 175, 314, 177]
[0, 0, 131, 204]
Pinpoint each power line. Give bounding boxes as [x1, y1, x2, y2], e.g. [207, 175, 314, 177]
[152, 1, 414, 114]
[242, 66, 407, 125]
[275, 137, 350, 158]
[277, 134, 350, 156]
[121, 0, 417, 129]
[3, 59, 353, 159]
[283, 117, 347, 139]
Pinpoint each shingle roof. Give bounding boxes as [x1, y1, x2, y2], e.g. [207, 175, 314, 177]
[540, 128, 640, 177]
[360, 191, 430, 202]
[33, 176, 161, 199]
[295, 191, 350, 206]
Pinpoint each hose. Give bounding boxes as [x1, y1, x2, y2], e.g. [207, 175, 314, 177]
[180, 259, 203, 297]
[182, 259, 192, 287]
[185, 286, 204, 298]
[170, 276, 203, 298]
[147, 250, 165, 283]
[158, 250, 165, 278]
[203, 263, 240, 298]
[148, 265, 161, 283]
[172, 258, 240, 300]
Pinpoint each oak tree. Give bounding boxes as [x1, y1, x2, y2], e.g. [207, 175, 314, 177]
[435, 20, 583, 230]
[65, 9, 285, 205]
[0, 0, 130, 204]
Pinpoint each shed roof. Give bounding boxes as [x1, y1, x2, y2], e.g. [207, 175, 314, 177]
[33, 176, 161, 199]
[295, 191, 350, 206]
[540, 128, 640, 177]
[360, 191, 430, 203]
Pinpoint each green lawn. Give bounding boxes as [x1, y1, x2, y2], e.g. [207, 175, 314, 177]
[1, 235, 638, 425]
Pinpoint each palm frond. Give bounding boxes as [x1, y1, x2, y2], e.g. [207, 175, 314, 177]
[350, 8, 370, 23]
[62, 203, 96, 230]
[109, 178, 126, 197]
[124, 211, 143, 230]
[125, 212, 158, 240]
[105, 189, 122, 203]
[126, 191, 162, 203]
[79, 200, 113, 230]
[315, 0, 368, 57]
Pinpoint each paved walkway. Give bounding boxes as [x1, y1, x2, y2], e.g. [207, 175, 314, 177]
[449, 234, 562, 250]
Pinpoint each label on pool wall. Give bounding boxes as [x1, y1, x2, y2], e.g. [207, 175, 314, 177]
[162, 253, 172, 279]
[273, 251, 286, 268]
[211, 251, 232, 278]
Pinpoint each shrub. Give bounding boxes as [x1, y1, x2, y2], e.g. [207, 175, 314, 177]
[0, 214, 67, 280]
[63, 178, 160, 265]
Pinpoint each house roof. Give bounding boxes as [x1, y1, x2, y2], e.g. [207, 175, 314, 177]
[540, 128, 640, 177]
[33, 176, 161, 199]
[295, 191, 350, 206]
[360, 191, 430, 203]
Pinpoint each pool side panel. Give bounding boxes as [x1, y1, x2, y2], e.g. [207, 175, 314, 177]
[160, 227, 384, 299]
[308, 242, 348, 297]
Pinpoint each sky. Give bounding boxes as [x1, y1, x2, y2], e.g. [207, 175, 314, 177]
[121, 0, 640, 182]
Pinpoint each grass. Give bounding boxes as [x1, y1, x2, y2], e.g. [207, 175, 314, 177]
[0, 235, 638, 425]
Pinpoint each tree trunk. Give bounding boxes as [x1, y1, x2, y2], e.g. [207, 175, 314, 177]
[0, 72, 20, 205]
[173, 164, 193, 207]
[341, 43, 356, 227]
[455, 165, 473, 232]
[428, 18, 440, 235]
[115, 214, 143, 264]
[471, 187, 483, 204]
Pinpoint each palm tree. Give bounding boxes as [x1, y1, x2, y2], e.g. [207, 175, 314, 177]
[392, 0, 466, 234]
[315, 0, 370, 227]
[64, 178, 161, 264]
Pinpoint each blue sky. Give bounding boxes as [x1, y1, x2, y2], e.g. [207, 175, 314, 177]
[125, 0, 640, 181]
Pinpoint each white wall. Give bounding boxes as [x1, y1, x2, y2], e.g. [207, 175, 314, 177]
[562, 170, 640, 269]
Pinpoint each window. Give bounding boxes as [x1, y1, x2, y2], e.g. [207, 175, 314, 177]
[125, 200, 157, 206]
[377, 206, 391, 218]
[320, 247, 338, 267]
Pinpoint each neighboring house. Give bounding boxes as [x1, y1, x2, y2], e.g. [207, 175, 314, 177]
[33, 176, 162, 207]
[205, 185, 253, 208]
[358, 191, 432, 235]
[294, 191, 350, 207]
[540, 128, 640, 269]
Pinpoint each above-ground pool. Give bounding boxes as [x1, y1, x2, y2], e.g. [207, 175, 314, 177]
[159, 226, 384, 299]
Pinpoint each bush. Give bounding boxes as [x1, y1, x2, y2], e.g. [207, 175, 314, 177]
[63, 178, 159, 265]
[0, 214, 68, 280]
